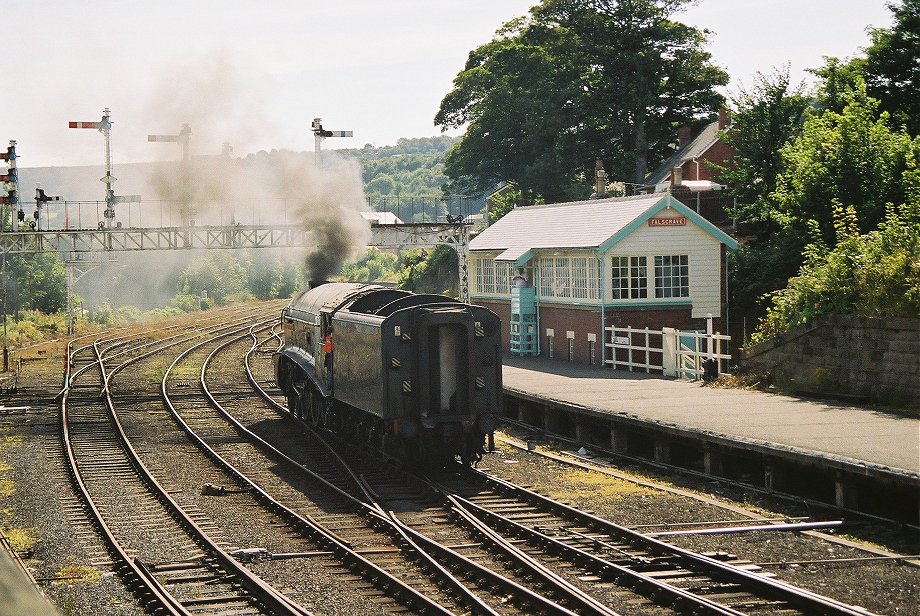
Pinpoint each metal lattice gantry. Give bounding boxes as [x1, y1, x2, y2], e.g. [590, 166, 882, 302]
[0, 221, 473, 301]
[370, 223, 471, 302]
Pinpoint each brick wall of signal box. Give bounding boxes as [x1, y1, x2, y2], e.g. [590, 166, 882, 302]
[475, 299, 725, 365]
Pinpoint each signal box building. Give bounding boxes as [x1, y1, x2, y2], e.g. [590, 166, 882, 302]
[468, 193, 738, 364]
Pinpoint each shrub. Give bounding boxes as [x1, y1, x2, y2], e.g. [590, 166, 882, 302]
[752, 202, 920, 342]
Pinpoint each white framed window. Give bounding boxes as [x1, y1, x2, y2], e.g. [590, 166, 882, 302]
[538, 256, 599, 300]
[611, 256, 647, 299]
[474, 257, 511, 295]
[571, 257, 599, 299]
[495, 261, 511, 293]
[539, 257, 563, 297]
[475, 257, 494, 295]
[655, 255, 689, 298]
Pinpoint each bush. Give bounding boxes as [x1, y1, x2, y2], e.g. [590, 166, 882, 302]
[1, 311, 68, 347]
[752, 202, 920, 342]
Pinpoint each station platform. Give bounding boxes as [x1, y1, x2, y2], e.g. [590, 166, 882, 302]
[500, 355, 919, 521]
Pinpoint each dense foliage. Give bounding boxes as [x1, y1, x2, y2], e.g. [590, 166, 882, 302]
[435, 0, 728, 203]
[863, 0, 920, 135]
[335, 136, 487, 223]
[723, 1, 920, 332]
[752, 203, 920, 341]
[2, 253, 67, 315]
[728, 88, 920, 324]
[772, 92, 919, 243]
[338, 136, 456, 200]
[716, 68, 811, 224]
[397, 246, 459, 297]
[174, 250, 304, 307]
[338, 248, 401, 283]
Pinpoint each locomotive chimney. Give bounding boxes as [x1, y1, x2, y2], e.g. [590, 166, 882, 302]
[308, 280, 329, 289]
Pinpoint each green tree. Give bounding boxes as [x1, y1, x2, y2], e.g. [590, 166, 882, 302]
[366, 174, 396, 196]
[717, 68, 811, 224]
[863, 0, 920, 135]
[435, 0, 728, 201]
[339, 248, 400, 282]
[398, 246, 458, 296]
[177, 253, 249, 305]
[810, 56, 867, 115]
[728, 226, 814, 324]
[246, 253, 283, 300]
[486, 183, 525, 223]
[3, 253, 67, 315]
[772, 91, 918, 243]
[753, 202, 920, 342]
[277, 257, 304, 298]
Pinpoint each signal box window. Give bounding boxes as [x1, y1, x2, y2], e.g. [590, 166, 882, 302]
[654, 255, 689, 298]
[611, 256, 647, 299]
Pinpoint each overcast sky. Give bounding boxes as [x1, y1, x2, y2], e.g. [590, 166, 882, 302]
[4, 0, 893, 168]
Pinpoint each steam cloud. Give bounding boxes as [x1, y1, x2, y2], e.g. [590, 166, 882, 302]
[142, 51, 372, 282]
[21, 50, 374, 312]
[277, 151, 372, 281]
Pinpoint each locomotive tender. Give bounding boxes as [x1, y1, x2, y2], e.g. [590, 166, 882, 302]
[274, 282, 502, 464]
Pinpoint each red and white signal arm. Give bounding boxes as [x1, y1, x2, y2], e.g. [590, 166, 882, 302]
[69, 121, 100, 129]
[648, 216, 687, 227]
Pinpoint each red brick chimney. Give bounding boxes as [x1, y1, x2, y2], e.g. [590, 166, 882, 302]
[678, 126, 691, 147]
[718, 107, 730, 129]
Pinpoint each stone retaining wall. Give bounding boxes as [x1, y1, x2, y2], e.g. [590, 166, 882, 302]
[741, 314, 919, 410]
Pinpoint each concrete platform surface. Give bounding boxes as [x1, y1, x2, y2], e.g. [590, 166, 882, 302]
[502, 355, 920, 476]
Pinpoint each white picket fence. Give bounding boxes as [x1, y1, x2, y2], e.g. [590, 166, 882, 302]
[604, 325, 731, 380]
[605, 326, 664, 373]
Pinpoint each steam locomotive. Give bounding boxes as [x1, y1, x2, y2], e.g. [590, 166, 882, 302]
[274, 282, 502, 464]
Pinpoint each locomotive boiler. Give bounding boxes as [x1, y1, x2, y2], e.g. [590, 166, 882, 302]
[274, 282, 502, 464]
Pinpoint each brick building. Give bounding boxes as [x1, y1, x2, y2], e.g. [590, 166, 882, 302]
[468, 193, 738, 364]
[643, 109, 735, 226]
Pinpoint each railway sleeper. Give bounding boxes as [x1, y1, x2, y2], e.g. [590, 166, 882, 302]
[163, 571, 226, 584]
[179, 593, 252, 606]
[148, 559, 208, 572]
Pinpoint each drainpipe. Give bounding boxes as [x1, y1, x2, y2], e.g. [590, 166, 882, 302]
[724, 244, 730, 346]
[533, 260, 541, 356]
[693, 158, 702, 213]
[597, 251, 605, 367]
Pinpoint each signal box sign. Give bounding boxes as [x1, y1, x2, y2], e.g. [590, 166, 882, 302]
[648, 216, 687, 227]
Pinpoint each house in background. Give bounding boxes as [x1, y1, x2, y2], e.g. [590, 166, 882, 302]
[642, 109, 735, 227]
[468, 193, 738, 364]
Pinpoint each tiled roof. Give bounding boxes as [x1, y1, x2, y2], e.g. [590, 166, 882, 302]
[470, 193, 665, 251]
[645, 120, 722, 187]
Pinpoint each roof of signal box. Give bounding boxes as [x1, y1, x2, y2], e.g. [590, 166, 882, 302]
[469, 193, 737, 261]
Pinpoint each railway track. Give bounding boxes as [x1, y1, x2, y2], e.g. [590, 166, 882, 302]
[163, 322, 467, 614]
[186, 322, 603, 614]
[234, 326, 877, 615]
[35, 309, 894, 615]
[61, 308, 309, 615]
